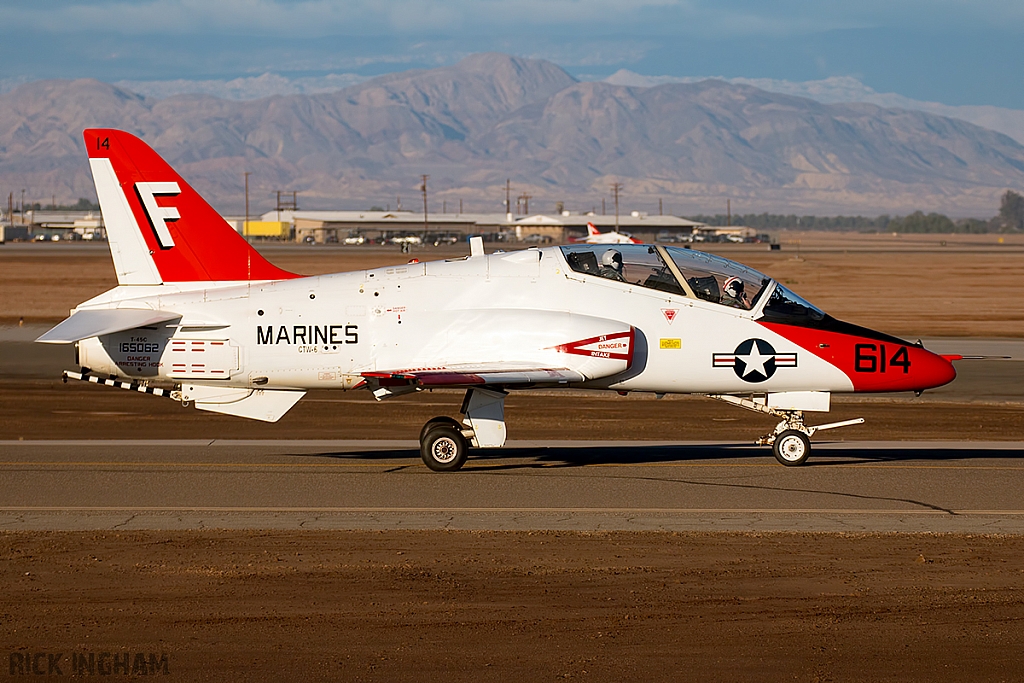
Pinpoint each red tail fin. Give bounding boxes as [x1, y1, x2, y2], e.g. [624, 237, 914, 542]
[85, 129, 298, 284]
[587, 222, 599, 236]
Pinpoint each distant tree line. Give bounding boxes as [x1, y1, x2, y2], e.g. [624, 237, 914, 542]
[689, 190, 1024, 234]
[997, 190, 1024, 231]
[688, 214, 894, 231]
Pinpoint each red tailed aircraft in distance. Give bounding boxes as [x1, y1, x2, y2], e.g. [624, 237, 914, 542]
[573, 221, 641, 244]
[37, 129, 961, 470]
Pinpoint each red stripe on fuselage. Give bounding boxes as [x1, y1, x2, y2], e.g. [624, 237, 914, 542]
[759, 321, 955, 392]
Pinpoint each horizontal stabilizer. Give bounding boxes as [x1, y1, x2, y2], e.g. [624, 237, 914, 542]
[36, 309, 181, 344]
[183, 384, 305, 423]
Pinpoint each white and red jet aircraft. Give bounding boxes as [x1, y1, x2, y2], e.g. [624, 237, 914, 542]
[575, 221, 640, 244]
[38, 129, 960, 469]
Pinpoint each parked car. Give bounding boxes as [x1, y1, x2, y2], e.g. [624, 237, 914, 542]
[522, 234, 553, 244]
[427, 233, 459, 246]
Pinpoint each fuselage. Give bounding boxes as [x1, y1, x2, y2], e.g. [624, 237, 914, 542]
[75, 244, 956, 396]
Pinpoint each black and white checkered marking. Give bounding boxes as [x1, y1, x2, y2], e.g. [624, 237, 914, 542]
[64, 370, 169, 397]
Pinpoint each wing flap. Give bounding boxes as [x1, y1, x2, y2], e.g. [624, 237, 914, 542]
[363, 365, 584, 388]
[36, 309, 181, 344]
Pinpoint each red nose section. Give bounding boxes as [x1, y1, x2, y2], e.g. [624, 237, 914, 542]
[761, 322, 956, 392]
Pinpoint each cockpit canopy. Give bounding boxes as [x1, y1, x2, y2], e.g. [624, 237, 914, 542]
[560, 244, 772, 311]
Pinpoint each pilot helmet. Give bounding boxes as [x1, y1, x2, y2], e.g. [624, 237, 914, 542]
[723, 276, 745, 297]
[601, 249, 623, 269]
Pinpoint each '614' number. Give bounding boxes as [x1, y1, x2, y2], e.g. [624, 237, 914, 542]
[855, 343, 910, 374]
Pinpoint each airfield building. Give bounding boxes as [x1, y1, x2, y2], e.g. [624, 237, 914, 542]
[260, 210, 707, 244]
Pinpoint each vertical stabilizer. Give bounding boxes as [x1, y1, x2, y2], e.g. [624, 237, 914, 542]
[84, 129, 298, 284]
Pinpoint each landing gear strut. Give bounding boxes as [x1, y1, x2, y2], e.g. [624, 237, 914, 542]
[418, 388, 508, 472]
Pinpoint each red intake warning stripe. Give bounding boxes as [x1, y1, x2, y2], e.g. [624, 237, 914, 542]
[552, 328, 635, 364]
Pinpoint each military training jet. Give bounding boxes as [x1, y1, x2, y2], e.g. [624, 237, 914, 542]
[37, 129, 960, 470]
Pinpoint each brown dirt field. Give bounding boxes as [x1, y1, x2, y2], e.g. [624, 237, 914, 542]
[2, 232, 1022, 336]
[3, 379, 1024, 442]
[3, 530, 1023, 682]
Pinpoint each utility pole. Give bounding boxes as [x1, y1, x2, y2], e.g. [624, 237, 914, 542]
[459, 198, 463, 214]
[274, 190, 298, 222]
[420, 174, 429, 235]
[610, 182, 622, 230]
[602, 198, 605, 216]
[659, 197, 663, 216]
[243, 172, 251, 238]
[727, 199, 731, 227]
[20, 189, 25, 224]
[442, 200, 446, 214]
[505, 179, 511, 218]
[518, 192, 531, 215]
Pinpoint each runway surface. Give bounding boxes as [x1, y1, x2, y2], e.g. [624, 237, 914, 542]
[3, 438, 1024, 533]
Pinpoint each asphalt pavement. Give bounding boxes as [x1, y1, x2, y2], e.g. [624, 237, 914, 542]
[2, 438, 1024, 533]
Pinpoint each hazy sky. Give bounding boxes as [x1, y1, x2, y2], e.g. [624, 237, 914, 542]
[2, 0, 1023, 108]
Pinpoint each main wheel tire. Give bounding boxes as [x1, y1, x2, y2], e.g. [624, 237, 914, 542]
[773, 430, 811, 466]
[419, 416, 463, 444]
[420, 425, 469, 472]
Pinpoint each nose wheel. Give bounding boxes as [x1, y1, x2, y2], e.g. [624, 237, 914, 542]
[772, 430, 811, 466]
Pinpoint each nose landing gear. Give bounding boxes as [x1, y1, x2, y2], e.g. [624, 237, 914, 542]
[704, 393, 865, 466]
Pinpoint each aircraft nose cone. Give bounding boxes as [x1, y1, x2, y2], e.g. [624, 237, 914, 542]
[913, 347, 957, 391]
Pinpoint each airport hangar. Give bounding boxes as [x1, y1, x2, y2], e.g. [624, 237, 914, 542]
[4, 208, 765, 245]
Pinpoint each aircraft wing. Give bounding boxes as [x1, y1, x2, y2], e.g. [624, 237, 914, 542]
[36, 308, 181, 344]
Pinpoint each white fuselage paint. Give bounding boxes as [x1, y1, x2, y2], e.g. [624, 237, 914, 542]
[75, 247, 855, 395]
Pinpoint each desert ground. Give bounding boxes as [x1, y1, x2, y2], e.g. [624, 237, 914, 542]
[1, 232, 1023, 681]
[3, 531, 1024, 682]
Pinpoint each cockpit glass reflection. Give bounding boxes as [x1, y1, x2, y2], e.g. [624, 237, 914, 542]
[561, 245, 684, 296]
[760, 284, 826, 323]
[664, 247, 771, 310]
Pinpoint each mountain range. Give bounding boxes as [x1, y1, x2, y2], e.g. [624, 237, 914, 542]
[2, 53, 1023, 216]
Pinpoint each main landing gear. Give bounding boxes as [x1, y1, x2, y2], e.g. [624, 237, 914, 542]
[419, 388, 508, 472]
[419, 417, 468, 472]
[704, 394, 864, 466]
